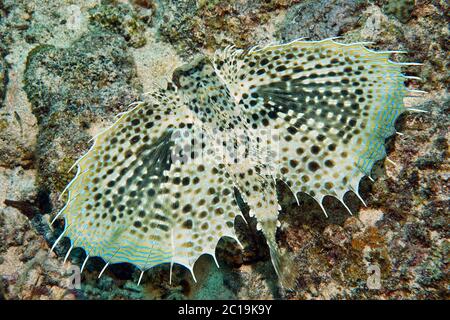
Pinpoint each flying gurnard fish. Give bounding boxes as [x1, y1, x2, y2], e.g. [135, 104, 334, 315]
[51, 38, 423, 287]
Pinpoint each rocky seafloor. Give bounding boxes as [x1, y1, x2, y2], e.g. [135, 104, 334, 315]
[0, 0, 448, 300]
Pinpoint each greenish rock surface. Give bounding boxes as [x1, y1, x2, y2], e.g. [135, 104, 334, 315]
[382, 0, 415, 23]
[0, 51, 7, 107]
[278, 0, 368, 41]
[0, 0, 448, 300]
[24, 31, 141, 193]
[88, 1, 150, 48]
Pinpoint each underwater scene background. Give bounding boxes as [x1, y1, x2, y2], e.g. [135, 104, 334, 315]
[0, 0, 448, 299]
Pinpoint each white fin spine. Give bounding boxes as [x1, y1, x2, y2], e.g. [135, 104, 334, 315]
[169, 261, 174, 285]
[98, 248, 121, 279]
[318, 200, 329, 218]
[51, 202, 70, 225]
[50, 225, 71, 253]
[402, 75, 422, 80]
[58, 168, 89, 201]
[407, 108, 429, 113]
[386, 157, 399, 167]
[340, 199, 353, 216]
[188, 266, 197, 283]
[407, 89, 428, 94]
[293, 192, 300, 205]
[211, 253, 220, 268]
[170, 228, 175, 285]
[51, 192, 82, 225]
[80, 254, 89, 273]
[98, 262, 110, 279]
[137, 271, 145, 286]
[63, 244, 74, 264]
[350, 187, 367, 207]
[231, 235, 244, 249]
[67, 142, 96, 173]
[388, 61, 423, 66]
[238, 212, 248, 224]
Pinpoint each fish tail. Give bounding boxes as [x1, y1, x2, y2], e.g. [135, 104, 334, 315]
[266, 238, 298, 290]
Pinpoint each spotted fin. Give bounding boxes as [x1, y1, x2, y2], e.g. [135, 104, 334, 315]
[214, 39, 408, 209]
[212, 39, 410, 286]
[57, 88, 242, 277]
